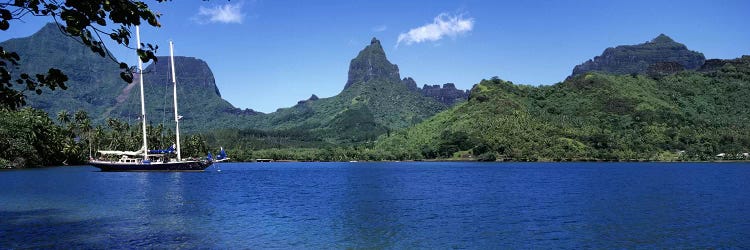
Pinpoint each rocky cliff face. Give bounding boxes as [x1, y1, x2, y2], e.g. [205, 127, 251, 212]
[646, 62, 686, 77]
[111, 55, 258, 130]
[344, 38, 401, 89]
[699, 56, 750, 72]
[402, 77, 468, 106]
[142, 56, 222, 97]
[420, 83, 469, 106]
[572, 34, 705, 76]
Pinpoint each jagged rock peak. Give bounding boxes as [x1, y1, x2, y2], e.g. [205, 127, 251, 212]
[420, 83, 469, 106]
[401, 77, 418, 91]
[344, 37, 401, 90]
[571, 34, 705, 76]
[297, 94, 320, 105]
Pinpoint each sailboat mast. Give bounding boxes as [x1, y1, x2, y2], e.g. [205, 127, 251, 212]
[170, 41, 182, 161]
[136, 26, 148, 160]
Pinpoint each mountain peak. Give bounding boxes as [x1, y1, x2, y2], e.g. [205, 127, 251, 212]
[651, 33, 675, 43]
[343, 38, 401, 90]
[37, 22, 61, 33]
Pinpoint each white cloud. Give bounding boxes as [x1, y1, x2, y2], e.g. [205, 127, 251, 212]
[196, 3, 245, 24]
[372, 25, 387, 32]
[397, 13, 474, 47]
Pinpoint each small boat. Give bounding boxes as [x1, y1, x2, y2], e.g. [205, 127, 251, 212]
[90, 29, 212, 172]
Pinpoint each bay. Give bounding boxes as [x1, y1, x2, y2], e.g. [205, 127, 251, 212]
[1, 162, 749, 248]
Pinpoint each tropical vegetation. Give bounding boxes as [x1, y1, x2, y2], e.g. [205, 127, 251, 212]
[376, 57, 750, 161]
[0, 108, 212, 168]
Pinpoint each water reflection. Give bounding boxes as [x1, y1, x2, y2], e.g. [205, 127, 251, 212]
[338, 163, 403, 248]
[106, 171, 213, 248]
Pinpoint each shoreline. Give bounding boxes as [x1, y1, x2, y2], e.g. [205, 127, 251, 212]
[4, 159, 750, 169]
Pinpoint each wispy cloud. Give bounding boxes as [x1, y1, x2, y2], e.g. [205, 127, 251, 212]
[372, 25, 387, 32]
[397, 13, 474, 47]
[195, 2, 245, 24]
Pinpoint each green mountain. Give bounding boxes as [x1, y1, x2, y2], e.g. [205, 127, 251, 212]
[1, 23, 125, 119]
[377, 56, 750, 161]
[572, 34, 705, 76]
[1, 23, 260, 132]
[248, 38, 447, 143]
[110, 56, 260, 132]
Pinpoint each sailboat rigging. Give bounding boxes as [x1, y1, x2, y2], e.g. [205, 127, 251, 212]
[89, 27, 214, 171]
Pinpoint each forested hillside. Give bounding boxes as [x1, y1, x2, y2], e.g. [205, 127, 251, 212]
[376, 56, 750, 161]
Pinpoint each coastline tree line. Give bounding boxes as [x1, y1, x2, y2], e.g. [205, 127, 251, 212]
[0, 108, 209, 168]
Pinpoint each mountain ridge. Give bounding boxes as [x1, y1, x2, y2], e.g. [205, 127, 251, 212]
[1, 23, 125, 120]
[572, 34, 705, 77]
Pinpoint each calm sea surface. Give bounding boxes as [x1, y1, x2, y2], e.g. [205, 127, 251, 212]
[1, 162, 749, 248]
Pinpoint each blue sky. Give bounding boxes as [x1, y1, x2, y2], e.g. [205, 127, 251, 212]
[2, 0, 749, 113]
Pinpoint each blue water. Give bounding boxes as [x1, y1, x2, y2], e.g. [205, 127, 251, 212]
[1, 162, 749, 248]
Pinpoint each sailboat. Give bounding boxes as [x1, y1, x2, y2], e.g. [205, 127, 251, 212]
[89, 27, 213, 172]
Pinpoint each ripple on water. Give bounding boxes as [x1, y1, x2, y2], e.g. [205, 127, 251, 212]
[1, 162, 749, 248]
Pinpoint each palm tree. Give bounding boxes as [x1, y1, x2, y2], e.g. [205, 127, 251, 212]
[73, 110, 88, 125]
[80, 118, 93, 159]
[92, 125, 105, 156]
[106, 118, 124, 149]
[57, 110, 71, 125]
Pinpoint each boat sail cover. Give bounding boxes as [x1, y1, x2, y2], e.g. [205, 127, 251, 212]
[217, 147, 227, 161]
[148, 144, 176, 154]
[97, 149, 144, 156]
